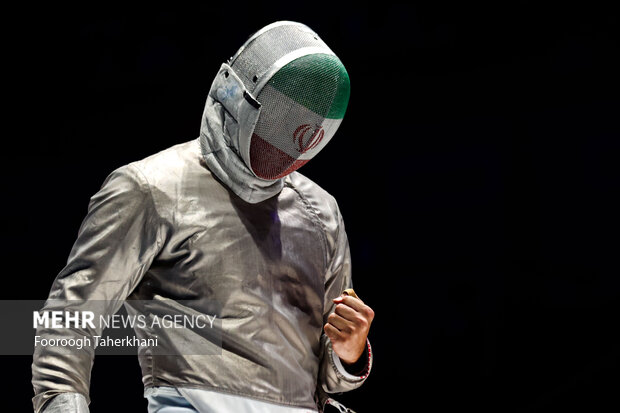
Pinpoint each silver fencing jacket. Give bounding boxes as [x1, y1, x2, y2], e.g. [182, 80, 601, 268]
[32, 72, 371, 411]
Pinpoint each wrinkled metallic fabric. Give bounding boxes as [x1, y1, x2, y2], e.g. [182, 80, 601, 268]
[37, 392, 89, 413]
[31, 138, 369, 412]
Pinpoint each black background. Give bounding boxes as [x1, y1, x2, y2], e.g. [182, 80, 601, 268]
[3, 2, 619, 412]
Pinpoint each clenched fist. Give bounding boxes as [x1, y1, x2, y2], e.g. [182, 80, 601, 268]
[324, 292, 375, 365]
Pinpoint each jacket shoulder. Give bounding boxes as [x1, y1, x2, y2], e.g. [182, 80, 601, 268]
[285, 171, 344, 232]
[129, 139, 203, 180]
[118, 139, 222, 216]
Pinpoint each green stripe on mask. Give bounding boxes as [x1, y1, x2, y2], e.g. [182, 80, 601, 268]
[267, 53, 350, 119]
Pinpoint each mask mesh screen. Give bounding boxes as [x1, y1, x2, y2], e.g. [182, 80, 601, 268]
[231, 24, 325, 93]
[250, 53, 350, 180]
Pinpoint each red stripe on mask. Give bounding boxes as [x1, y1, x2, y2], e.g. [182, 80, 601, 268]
[250, 134, 309, 180]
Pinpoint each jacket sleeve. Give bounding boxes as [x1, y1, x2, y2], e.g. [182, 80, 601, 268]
[31, 164, 164, 413]
[317, 205, 373, 396]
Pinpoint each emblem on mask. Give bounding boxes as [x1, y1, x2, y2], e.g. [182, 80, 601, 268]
[293, 124, 324, 153]
[216, 84, 238, 102]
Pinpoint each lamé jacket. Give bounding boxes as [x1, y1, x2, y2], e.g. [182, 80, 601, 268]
[31, 138, 372, 412]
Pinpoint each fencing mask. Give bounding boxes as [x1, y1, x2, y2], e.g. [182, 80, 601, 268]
[199, 21, 350, 202]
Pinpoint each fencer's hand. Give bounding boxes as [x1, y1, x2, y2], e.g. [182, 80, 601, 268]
[324, 293, 374, 365]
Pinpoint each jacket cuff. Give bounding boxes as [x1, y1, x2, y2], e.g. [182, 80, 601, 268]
[35, 392, 89, 413]
[331, 339, 372, 381]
